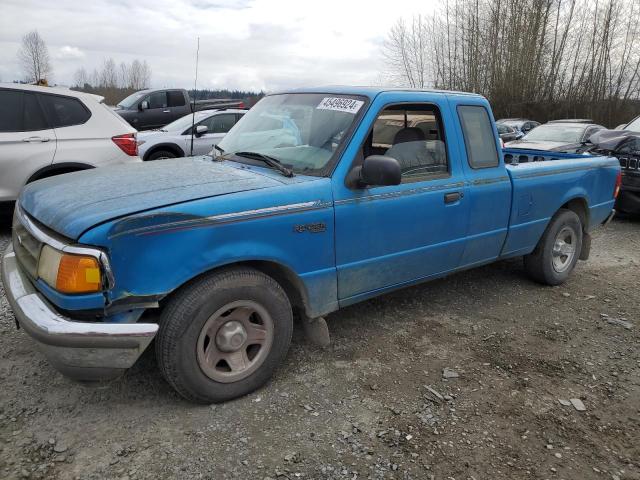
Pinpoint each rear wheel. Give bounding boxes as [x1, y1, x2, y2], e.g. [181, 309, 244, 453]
[524, 209, 583, 285]
[156, 267, 293, 403]
[146, 150, 177, 161]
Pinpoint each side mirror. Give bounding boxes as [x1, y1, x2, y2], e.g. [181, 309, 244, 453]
[352, 155, 401, 188]
[195, 125, 208, 137]
[139, 100, 149, 111]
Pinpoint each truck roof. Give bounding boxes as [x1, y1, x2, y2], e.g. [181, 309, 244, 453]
[280, 85, 485, 100]
[132, 87, 185, 94]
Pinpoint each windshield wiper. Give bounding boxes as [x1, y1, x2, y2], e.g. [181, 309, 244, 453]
[233, 151, 295, 177]
[214, 144, 225, 154]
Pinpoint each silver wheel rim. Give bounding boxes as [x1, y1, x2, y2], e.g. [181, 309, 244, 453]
[552, 226, 577, 273]
[196, 300, 274, 383]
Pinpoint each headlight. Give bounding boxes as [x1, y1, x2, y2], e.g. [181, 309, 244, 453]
[37, 245, 103, 293]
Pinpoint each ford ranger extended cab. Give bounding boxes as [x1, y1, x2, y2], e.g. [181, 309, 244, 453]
[2, 87, 620, 403]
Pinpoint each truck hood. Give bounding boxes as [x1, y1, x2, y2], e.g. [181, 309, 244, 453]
[19, 157, 286, 239]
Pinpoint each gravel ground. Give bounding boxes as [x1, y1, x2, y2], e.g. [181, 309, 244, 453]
[0, 218, 639, 480]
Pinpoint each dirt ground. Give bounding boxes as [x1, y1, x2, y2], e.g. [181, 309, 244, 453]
[0, 218, 638, 480]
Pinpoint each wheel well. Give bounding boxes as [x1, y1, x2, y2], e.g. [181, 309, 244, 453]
[144, 144, 184, 160]
[240, 261, 309, 314]
[162, 260, 311, 317]
[561, 198, 589, 231]
[27, 163, 94, 184]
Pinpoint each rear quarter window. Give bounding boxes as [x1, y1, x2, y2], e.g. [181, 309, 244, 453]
[40, 94, 91, 128]
[458, 105, 500, 169]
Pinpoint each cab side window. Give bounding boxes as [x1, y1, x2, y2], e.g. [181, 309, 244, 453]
[147, 91, 168, 109]
[167, 91, 186, 107]
[458, 105, 499, 169]
[366, 104, 448, 183]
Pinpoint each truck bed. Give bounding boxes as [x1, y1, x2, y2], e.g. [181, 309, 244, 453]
[503, 147, 592, 164]
[500, 151, 619, 258]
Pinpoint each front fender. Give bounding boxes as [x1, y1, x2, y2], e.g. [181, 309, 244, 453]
[80, 180, 338, 318]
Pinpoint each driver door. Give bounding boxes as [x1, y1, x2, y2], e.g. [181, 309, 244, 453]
[139, 91, 170, 130]
[332, 93, 470, 303]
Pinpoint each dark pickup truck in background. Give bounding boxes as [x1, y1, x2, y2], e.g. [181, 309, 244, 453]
[113, 88, 244, 131]
[586, 126, 640, 215]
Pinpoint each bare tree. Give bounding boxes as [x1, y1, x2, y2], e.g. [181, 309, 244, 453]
[381, 0, 640, 125]
[99, 58, 118, 88]
[128, 59, 152, 89]
[17, 30, 52, 83]
[73, 59, 152, 90]
[382, 16, 430, 88]
[71, 59, 153, 105]
[119, 62, 130, 88]
[73, 67, 89, 87]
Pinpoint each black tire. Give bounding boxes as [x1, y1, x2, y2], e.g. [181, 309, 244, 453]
[156, 267, 293, 403]
[146, 150, 177, 161]
[524, 209, 583, 286]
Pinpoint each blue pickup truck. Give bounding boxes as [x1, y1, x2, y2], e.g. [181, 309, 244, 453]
[2, 87, 620, 403]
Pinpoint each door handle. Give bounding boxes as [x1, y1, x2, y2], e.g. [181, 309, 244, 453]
[163, 109, 171, 113]
[22, 136, 50, 143]
[444, 191, 463, 204]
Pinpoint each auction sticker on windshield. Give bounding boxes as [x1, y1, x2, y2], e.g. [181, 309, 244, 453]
[317, 97, 364, 114]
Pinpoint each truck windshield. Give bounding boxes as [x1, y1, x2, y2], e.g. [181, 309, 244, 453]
[217, 93, 366, 175]
[117, 92, 146, 109]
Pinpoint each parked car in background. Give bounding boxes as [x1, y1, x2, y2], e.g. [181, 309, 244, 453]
[2, 87, 619, 403]
[496, 118, 540, 135]
[548, 119, 595, 124]
[619, 115, 640, 131]
[496, 122, 523, 142]
[137, 109, 246, 160]
[114, 88, 245, 131]
[505, 121, 605, 151]
[585, 121, 640, 215]
[0, 83, 140, 217]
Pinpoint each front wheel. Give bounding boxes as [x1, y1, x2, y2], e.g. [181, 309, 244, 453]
[156, 267, 293, 403]
[524, 209, 583, 286]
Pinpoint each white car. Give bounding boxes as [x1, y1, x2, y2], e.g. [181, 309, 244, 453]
[0, 83, 141, 216]
[136, 109, 246, 160]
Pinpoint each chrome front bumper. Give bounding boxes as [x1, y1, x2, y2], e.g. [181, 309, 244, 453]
[1, 243, 158, 381]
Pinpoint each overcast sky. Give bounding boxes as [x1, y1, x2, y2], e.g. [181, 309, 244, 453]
[0, 0, 436, 92]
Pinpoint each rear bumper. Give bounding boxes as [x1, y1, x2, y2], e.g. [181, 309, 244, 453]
[2, 244, 158, 381]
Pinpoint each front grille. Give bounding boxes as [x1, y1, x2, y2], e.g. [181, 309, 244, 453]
[12, 211, 43, 279]
[619, 156, 640, 171]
